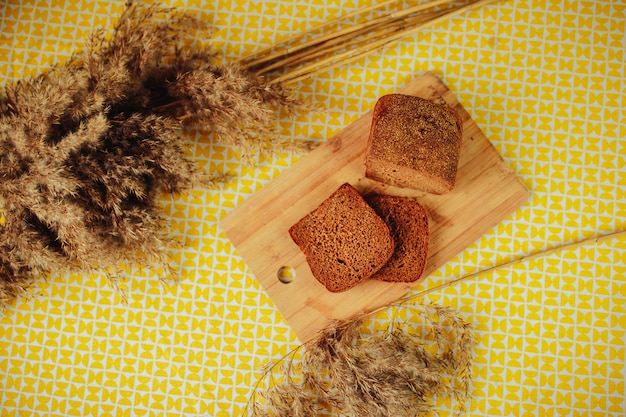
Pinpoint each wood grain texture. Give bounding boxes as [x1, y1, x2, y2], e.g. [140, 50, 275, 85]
[220, 72, 530, 342]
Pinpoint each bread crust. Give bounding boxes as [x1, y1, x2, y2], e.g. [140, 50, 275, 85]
[365, 94, 463, 195]
[288, 183, 394, 292]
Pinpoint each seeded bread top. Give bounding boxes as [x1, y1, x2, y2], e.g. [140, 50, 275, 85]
[365, 94, 462, 194]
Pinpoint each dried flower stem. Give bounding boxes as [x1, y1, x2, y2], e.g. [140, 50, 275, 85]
[235, 0, 401, 66]
[240, 0, 454, 69]
[269, 8, 454, 85]
[240, 0, 502, 85]
[399, 228, 626, 304]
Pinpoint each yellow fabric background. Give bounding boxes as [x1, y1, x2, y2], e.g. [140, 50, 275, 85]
[1, 0, 625, 416]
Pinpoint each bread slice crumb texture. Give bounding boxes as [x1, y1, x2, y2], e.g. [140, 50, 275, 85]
[288, 183, 394, 292]
[366, 194, 429, 283]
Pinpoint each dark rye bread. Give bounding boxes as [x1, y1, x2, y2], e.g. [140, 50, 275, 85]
[364, 94, 463, 195]
[366, 194, 429, 283]
[289, 183, 394, 293]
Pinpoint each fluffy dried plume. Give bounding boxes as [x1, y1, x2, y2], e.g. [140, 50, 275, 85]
[248, 302, 475, 417]
[0, 1, 312, 310]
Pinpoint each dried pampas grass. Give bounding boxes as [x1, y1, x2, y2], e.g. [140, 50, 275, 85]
[247, 302, 474, 417]
[244, 230, 626, 416]
[0, 1, 312, 310]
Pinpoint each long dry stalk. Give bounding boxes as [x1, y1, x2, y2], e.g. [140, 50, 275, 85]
[270, 8, 455, 85]
[239, 0, 448, 69]
[397, 229, 626, 305]
[240, 0, 502, 85]
[235, 0, 401, 66]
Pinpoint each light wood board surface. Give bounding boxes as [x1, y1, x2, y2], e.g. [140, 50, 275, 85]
[220, 71, 529, 342]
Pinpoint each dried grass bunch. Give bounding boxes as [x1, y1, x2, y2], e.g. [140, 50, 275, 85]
[0, 1, 310, 310]
[248, 302, 474, 417]
[244, 230, 626, 416]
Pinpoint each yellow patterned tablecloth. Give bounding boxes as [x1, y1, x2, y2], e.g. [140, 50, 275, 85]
[1, 0, 625, 416]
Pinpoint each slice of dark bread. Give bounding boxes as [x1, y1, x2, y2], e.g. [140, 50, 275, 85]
[289, 183, 394, 292]
[366, 194, 429, 283]
[364, 94, 463, 195]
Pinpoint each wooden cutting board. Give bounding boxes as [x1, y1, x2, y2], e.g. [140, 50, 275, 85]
[220, 71, 529, 342]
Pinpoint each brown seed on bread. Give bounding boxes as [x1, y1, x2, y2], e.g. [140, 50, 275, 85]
[364, 94, 463, 195]
[288, 183, 394, 292]
[366, 194, 429, 283]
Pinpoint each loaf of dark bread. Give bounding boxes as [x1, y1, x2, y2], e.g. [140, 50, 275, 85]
[364, 94, 463, 195]
[289, 183, 394, 292]
[366, 194, 429, 283]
